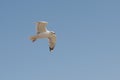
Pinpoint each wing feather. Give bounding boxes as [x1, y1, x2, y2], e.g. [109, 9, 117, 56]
[36, 21, 48, 34]
[48, 34, 56, 52]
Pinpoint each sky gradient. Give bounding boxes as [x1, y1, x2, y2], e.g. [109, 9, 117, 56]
[0, 0, 120, 80]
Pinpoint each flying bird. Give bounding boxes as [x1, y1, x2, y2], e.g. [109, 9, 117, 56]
[30, 21, 56, 52]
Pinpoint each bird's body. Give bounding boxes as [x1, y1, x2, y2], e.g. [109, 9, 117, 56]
[30, 21, 56, 52]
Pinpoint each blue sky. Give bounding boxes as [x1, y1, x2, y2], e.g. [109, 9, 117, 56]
[0, 0, 120, 80]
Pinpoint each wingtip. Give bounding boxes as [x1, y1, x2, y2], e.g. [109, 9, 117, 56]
[50, 50, 53, 53]
[49, 47, 54, 53]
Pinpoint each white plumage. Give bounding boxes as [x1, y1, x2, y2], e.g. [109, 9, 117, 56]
[30, 21, 56, 52]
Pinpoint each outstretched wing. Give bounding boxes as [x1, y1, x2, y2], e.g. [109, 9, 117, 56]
[36, 21, 48, 34]
[48, 34, 56, 52]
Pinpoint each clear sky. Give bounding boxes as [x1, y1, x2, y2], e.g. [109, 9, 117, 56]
[0, 0, 120, 80]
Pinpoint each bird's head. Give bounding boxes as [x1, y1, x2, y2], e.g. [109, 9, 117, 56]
[30, 36, 36, 42]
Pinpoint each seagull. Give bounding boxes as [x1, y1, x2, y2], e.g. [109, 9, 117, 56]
[30, 21, 56, 52]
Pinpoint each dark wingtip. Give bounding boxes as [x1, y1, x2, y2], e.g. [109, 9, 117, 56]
[49, 47, 54, 52]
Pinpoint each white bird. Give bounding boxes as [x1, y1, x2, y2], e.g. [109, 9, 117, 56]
[30, 21, 56, 52]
